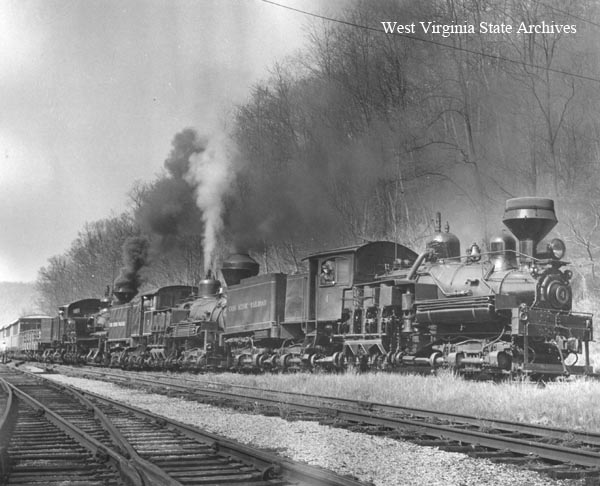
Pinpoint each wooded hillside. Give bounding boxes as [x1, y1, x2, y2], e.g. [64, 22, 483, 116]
[31, 0, 600, 321]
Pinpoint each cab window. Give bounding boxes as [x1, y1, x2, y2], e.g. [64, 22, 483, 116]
[320, 260, 335, 286]
[319, 257, 350, 286]
[335, 258, 350, 285]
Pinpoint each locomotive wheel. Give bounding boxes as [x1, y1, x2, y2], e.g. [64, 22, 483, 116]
[277, 353, 291, 372]
[254, 353, 266, 371]
[195, 356, 207, 372]
[429, 352, 443, 368]
[449, 352, 465, 375]
[332, 351, 346, 370]
[309, 353, 324, 371]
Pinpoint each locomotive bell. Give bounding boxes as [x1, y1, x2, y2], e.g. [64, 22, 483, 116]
[221, 253, 259, 286]
[503, 197, 557, 260]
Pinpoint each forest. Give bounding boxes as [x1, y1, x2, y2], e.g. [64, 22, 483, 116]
[35, 0, 600, 321]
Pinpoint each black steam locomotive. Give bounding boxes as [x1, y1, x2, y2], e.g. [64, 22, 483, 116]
[2, 197, 594, 378]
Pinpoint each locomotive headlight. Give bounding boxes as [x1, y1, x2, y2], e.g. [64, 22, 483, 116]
[548, 238, 566, 260]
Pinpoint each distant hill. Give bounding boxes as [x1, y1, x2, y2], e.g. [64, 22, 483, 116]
[0, 282, 42, 325]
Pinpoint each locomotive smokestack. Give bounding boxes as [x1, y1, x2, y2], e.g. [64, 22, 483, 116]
[112, 286, 136, 304]
[197, 270, 221, 297]
[502, 197, 557, 261]
[221, 253, 259, 286]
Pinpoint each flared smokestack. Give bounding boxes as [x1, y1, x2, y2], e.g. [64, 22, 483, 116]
[198, 272, 221, 297]
[112, 285, 136, 304]
[503, 197, 557, 261]
[221, 253, 259, 286]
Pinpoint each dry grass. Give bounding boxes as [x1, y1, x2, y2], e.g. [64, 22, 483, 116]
[195, 298, 600, 433]
[198, 370, 600, 433]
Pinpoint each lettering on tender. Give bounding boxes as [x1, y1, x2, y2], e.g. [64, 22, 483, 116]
[228, 300, 268, 312]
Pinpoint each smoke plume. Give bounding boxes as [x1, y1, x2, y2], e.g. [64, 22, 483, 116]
[186, 133, 234, 273]
[165, 128, 208, 179]
[113, 236, 150, 298]
[135, 129, 207, 250]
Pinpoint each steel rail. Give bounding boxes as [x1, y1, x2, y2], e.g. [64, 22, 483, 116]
[59, 383, 188, 486]
[0, 375, 144, 485]
[0, 378, 15, 479]
[6, 366, 367, 486]
[62, 366, 600, 471]
[77, 366, 600, 447]
[66, 385, 368, 486]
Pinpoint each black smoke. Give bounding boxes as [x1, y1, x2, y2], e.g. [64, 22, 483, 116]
[135, 128, 208, 250]
[113, 236, 150, 299]
[114, 129, 209, 296]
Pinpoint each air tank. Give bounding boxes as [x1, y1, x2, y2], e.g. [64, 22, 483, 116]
[221, 253, 259, 286]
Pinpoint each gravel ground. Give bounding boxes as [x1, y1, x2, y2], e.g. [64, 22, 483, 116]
[32, 370, 586, 486]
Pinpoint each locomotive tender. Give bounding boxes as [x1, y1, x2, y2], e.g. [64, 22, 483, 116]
[1, 197, 594, 377]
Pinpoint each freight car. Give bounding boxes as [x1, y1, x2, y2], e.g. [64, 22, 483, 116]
[0, 315, 54, 360]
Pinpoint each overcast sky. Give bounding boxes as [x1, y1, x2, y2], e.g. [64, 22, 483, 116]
[0, 0, 337, 282]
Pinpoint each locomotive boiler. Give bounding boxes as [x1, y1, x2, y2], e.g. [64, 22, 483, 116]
[353, 197, 593, 376]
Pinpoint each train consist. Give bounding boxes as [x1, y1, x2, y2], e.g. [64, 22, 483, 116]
[1, 197, 594, 377]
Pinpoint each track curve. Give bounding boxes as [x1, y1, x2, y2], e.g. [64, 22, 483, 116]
[0, 364, 367, 486]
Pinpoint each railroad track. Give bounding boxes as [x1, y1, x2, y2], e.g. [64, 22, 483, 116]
[0, 365, 367, 486]
[54, 365, 600, 482]
[0, 370, 126, 485]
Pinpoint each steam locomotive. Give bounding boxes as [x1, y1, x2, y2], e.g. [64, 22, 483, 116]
[1, 197, 594, 378]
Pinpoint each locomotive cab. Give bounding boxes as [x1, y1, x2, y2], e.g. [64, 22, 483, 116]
[306, 242, 418, 370]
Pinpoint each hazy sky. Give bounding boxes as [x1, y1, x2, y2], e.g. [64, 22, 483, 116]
[0, 0, 334, 282]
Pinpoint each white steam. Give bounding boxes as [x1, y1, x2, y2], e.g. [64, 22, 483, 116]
[186, 134, 235, 274]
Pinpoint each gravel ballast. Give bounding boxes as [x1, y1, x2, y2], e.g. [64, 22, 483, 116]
[34, 372, 587, 486]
